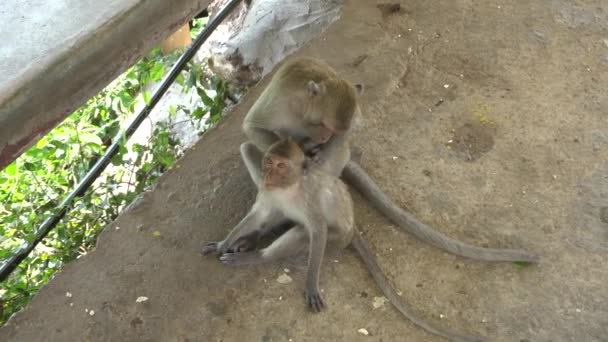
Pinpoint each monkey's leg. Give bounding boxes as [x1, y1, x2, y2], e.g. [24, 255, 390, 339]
[343, 160, 539, 263]
[219, 226, 308, 266]
[304, 220, 328, 313]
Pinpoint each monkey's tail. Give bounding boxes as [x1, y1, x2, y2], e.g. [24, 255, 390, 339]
[344, 161, 539, 263]
[351, 233, 486, 342]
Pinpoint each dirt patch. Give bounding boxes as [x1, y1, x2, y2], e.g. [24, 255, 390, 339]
[446, 121, 495, 162]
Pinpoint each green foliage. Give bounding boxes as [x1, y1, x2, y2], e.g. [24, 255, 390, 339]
[0, 35, 227, 324]
[190, 17, 209, 39]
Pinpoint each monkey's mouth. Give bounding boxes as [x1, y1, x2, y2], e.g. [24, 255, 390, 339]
[263, 179, 280, 188]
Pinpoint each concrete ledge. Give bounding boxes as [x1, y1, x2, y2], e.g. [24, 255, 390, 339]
[0, 0, 212, 169]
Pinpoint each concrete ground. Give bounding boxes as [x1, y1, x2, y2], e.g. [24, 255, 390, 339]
[1, 0, 607, 341]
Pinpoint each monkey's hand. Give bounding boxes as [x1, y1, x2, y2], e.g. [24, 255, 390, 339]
[304, 287, 325, 313]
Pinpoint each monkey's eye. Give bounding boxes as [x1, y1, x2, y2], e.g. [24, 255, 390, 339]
[276, 162, 286, 169]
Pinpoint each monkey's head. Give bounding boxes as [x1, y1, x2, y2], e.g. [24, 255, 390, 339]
[304, 79, 364, 144]
[262, 138, 307, 189]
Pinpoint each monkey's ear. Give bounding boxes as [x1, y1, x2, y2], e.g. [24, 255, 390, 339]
[307, 81, 326, 97]
[354, 83, 364, 95]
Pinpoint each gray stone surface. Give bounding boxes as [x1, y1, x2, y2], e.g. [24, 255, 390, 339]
[0, 0, 212, 169]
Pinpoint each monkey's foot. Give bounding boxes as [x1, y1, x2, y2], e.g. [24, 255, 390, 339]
[304, 288, 325, 313]
[219, 251, 263, 266]
[201, 242, 220, 256]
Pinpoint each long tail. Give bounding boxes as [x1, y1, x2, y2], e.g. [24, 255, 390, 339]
[343, 161, 539, 263]
[351, 233, 486, 342]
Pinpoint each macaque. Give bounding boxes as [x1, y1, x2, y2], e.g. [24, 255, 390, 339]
[240, 57, 538, 263]
[203, 139, 484, 342]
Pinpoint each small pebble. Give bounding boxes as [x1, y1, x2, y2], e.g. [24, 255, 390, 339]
[66, 292, 72, 298]
[372, 296, 388, 309]
[89, 310, 95, 316]
[277, 273, 293, 284]
[115, 226, 120, 230]
[136, 296, 149, 303]
[333, 259, 339, 263]
[358, 328, 370, 336]
[392, 156, 398, 161]
[284, 268, 290, 273]
[69, 302, 74, 307]
[440, 314, 445, 319]
[444, 84, 450, 88]
[575, 308, 582, 313]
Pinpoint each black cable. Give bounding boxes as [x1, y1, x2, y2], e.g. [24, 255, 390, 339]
[0, 0, 243, 282]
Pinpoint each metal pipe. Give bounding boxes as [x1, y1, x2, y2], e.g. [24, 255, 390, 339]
[0, 0, 243, 282]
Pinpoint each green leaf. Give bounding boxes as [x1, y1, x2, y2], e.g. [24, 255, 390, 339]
[191, 107, 205, 120]
[143, 91, 152, 105]
[79, 132, 103, 146]
[4, 162, 18, 176]
[23, 162, 36, 171]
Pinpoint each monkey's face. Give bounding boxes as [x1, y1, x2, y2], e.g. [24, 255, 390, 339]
[262, 156, 297, 188]
[307, 122, 334, 144]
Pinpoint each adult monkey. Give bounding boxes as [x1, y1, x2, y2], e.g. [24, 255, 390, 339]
[241, 57, 538, 263]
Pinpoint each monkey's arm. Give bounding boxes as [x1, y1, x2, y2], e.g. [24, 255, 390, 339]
[240, 142, 265, 187]
[243, 125, 281, 152]
[212, 203, 284, 255]
[304, 218, 328, 312]
[312, 134, 351, 177]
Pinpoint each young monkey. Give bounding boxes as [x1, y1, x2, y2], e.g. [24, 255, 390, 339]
[241, 57, 538, 263]
[202, 139, 484, 342]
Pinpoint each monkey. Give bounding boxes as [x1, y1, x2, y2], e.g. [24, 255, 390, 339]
[240, 57, 539, 263]
[202, 139, 485, 342]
